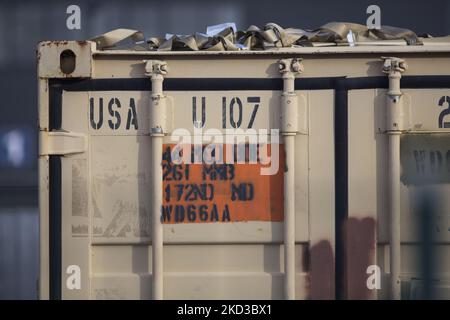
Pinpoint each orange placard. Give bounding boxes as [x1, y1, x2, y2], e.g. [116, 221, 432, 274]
[161, 144, 284, 223]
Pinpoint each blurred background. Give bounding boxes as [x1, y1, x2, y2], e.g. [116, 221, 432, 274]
[1, 0, 450, 299]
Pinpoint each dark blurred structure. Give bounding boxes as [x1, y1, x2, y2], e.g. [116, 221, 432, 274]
[1, 0, 450, 299]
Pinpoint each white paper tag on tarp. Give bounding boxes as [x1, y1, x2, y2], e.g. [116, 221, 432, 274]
[206, 22, 237, 36]
[346, 30, 356, 46]
[165, 33, 191, 40]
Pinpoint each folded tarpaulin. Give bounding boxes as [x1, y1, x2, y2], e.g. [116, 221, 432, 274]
[90, 22, 424, 51]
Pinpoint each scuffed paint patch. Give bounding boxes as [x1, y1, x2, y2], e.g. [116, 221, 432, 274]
[91, 160, 150, 239]
[401, 134, 450, 185]
[92, 196, 102, 219]
[72, 224, 88, 236]
[93, 226, 103, 236]
[102, 200, 149, 238]
[94, 288, 126, 300]
[71, 159, 89, 237]
[72, 159, 87, 217]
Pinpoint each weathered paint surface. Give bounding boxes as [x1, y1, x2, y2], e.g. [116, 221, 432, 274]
[38, 40, 450, 300]
[401, 134, 450, 185]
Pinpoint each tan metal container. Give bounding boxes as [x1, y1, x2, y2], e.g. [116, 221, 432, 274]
[38, 39, 450, 299]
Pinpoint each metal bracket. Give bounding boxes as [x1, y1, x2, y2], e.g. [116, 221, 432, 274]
[382, 56, 407, 75]
[144, 60, 168, 76]
[37, 41, 94, 78]
[144, 60, 169, 135]
[279, 58, 304, 76]
[382, 56, 408, 100]
[381, 56, 409, 132]
[278, 58, 305, 134]
[39, 130, 87, 156]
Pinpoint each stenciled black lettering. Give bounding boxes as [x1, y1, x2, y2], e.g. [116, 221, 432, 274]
[229, 97, 243, 128]
[175, 184, 184, 201]
[247, 97, 260, 128]
[207, 184, 214, 200]
[126, 98, 138, 130]
[90, 97, 103, 129]
[108, 98, 121, 130]
[164, 184, 171, 202]
[222, 204, 231, 222]
[187, 205, 196, 221]
[231, 183, 254, 201]
[202, 164, 235, 181]
[161, 205, 172, 222]
[414, 150, 426, 173]
[163, 164, 185, 181]
[184, 164, 190, 180]
[181, 184, 212, 201]
[202, 165, 216, 180]
[192, 96, 206, 128]
[210, 204, 219, 222]
[162, 164, 172, 181]
[430, 150, 443, 173]
[222, 97, 227, 129]
[162, 146, 172, 161]
[438, 96, 450, 128]
[184, 184, 197, 201]
[175, 205, 185, 222]
[199, 205, 208, 221]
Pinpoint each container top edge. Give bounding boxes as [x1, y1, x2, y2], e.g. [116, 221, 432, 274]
[91, 45, 450, 56]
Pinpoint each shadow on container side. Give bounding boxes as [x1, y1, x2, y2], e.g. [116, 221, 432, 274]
[413, 189, 441, 300]
[401, 134, 450, 299]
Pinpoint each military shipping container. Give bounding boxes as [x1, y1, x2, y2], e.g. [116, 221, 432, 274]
[37, 24, 450, 299]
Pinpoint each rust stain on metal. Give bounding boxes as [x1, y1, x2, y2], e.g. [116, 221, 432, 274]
[345, 217, 377, 299]
[308, 240, 335, 299]
[51, 40, 69, 46]
[40, 40, 88, 48]
[77, 40, 88, 47]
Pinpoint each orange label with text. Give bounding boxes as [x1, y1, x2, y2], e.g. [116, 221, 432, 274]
[161, 144, 284, 223]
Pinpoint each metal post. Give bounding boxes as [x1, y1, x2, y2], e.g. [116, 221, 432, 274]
[388, 131, 401, 300]
[279, 58, 303, 300]
[382, 56, 407, 300]
[145, 60, 168, 300]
